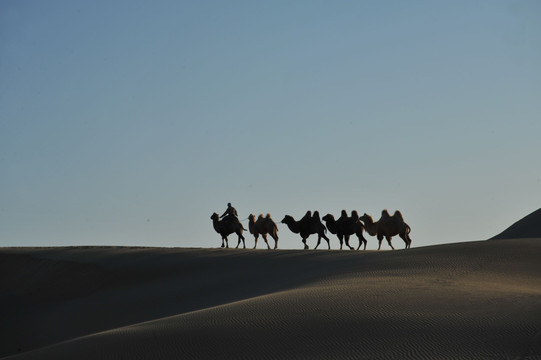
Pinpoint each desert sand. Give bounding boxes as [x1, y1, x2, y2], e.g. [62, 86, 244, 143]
[1, 238, 541, 359]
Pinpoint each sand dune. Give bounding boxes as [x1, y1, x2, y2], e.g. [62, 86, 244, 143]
[491, 208, 541, 240]
[2, 239, 541, 359]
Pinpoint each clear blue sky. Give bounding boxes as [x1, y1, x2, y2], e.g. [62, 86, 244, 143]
[1, 1, 540, 249]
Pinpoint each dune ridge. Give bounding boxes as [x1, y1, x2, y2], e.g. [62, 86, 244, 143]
[2, 239, 541, 359]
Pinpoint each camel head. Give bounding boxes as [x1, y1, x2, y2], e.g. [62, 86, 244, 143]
[247, 214, 256, 234]
[210, 213, 222, 234]
[360, 213, 373, 224]
[281, 215, 294, 224]
[281, 215, 300, 233]
[322, 214, 335, 223]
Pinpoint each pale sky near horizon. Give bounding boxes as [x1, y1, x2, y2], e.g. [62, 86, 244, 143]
[1, 1, 540, 250]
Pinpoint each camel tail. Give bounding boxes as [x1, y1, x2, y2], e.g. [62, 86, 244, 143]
[405, 223, 412, 240]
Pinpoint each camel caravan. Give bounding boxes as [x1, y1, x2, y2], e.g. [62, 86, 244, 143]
[211, 203, 412, 250]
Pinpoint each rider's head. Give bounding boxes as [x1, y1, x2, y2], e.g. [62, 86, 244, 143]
[227, 202, 231, 207]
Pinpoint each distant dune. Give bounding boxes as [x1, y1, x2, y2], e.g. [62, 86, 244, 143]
[491, 208, 541, 240]
[2, 238, 541, 359]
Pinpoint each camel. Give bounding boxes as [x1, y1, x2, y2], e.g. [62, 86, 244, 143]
[322, 210, 368, 250]
[281, 210, 330, 250]
[248, 213, 279, 249]
[360, 210, 412, 250]
[210, 212, 246, 248]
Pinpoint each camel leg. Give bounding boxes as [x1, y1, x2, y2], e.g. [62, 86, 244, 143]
[386, 236, 395, 250]
[271, 234, 278, 250]
[253, 234, 259, 249]
[262, 234, 270, 250]
[338, 235, 343, 250]
[400, 233, 411, 249]
[320, 232, 330, 250]
[235, 232, 245, 249]
[377, 235, 383, 250]
[241, 233, 246, 249]
[302, 238, 309, 250]
[357, 234, 367, 250]
[223, 236, 229, 249]
[344, 235, 354, 250]
[314, 236, 321, 250]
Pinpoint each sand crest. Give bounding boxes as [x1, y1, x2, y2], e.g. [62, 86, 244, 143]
[2, 239, 541, 359]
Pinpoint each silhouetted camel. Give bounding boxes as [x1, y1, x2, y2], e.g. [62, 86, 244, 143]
[360, 210, 412, 250]
[322, 210, 368, 250]
[281, 211, 330, 250]
[211, 212, 246, 248]
[248, 213, 279, 249]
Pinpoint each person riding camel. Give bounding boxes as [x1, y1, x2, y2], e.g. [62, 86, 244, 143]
[220, 202, 238, 220]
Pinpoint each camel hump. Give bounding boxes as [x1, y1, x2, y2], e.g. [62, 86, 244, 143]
[381, 209, 391, 218]
[301, 211, 312, 222]
[393, 210, 404, 221]
[266, 213, 272, 219]
[258, 214, 265, 219]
